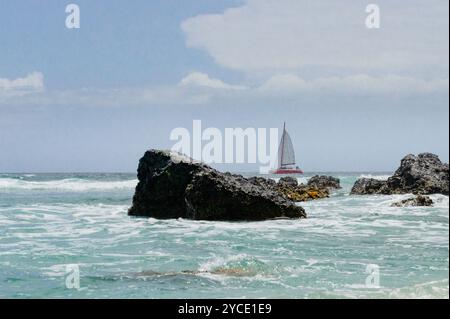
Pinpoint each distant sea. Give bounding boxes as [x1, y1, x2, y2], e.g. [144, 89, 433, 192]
[0, 172, 448, 298]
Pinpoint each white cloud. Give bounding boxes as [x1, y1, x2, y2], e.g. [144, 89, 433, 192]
[0, 72, 44, 99]
[258, 74, 449, 96]
[181, 0, 449, 74]
[180, 72, 247, 90]
[2, 72, 447, 108]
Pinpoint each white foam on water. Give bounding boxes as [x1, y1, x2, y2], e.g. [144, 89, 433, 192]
[373, 194, 449, 214]
[0, 177, 137, 191]
[430, 194, 449, 209]
[359, 174, 391, 181]
[387, 279, 449, 299]
[199, 254, 249, 272]
[270, 177, 309, 185]
[297, 177, 309, 184]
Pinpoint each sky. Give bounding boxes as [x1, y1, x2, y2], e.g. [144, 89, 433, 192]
[0, 0, 448, 173]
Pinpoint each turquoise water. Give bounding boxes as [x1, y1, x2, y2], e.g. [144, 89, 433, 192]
[0, 173, 448, 299]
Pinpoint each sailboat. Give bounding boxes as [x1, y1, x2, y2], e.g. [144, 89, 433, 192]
[271, 122, 304, 174]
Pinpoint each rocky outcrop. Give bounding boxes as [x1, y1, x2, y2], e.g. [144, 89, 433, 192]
[128, 150, 306, 221]
[274, 175, 341, 202]
[390, 195, 434, 207]
[307, 175, 341, 189]
[351, 153, 449, 195]
[385, 153, 449, 195]
[276, 177, 331, 202]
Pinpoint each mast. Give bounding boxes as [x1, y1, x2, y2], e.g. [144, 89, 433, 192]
[280, 122, 286, 168]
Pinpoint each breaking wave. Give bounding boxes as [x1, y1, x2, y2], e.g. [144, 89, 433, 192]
[199, 254, 271, 277]
[359, 174, 392, 181]
[0, 177, 137, 192]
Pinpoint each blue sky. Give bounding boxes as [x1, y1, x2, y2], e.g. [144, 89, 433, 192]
[0, 0, 448, 172]
[0, 0, 242, 88]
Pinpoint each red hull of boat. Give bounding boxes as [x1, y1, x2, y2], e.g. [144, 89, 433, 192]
[271, 169, 304, 174]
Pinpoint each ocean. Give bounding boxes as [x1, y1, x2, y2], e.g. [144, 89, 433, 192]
[0, 172, 448, 299]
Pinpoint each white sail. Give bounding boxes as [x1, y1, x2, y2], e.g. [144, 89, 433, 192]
[278, 126, 296, 168]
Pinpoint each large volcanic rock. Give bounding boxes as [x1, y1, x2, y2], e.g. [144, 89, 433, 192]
[351, 153, 449, 195]
[128, 150, 306, 221]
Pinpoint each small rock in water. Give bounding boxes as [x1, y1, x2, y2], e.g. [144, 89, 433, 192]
[276, 183, 329, 202]
[307, 175, 341, 189]
[390, 195, 434, 207]
[275, 175, 341, 202]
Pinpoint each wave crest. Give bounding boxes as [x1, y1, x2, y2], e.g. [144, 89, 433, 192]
[0, 177, 137, 192]
[359, 174, 391, 181]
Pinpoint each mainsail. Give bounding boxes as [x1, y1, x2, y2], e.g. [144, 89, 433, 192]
[278, 123, 296, 168]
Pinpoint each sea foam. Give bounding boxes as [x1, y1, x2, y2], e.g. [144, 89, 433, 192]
[358, 174, 392, 181]
[0, 177, 137, 191]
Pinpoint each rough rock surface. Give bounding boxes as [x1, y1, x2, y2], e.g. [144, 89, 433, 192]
[276, 183, 329, 202]
[278, 176, 298, 187]
[250, 176, 330, 202]
[307, 175, 341, 189]
[128, 150, 205, 219]
[185, 171, 306, 221]
[128, 150, 306, 220]
[350, 178, 386, 195]
[384, 153, 449, 195]
[247, 176, 277, 189]
[351, 153, 449, 195]
[390, 195, 434, 207]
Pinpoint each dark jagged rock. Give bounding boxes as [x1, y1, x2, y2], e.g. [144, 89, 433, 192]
[185, 170, 306, 221]
[307, 175, 341, 189]
[128, 150, 306, 220]
[350, 178, 386, 195]
[351, 153, 449, 195]
[278, 176, 298, 187]
[390, 195, 434, 207]
[128, 150, 205, 219]
[385, 153, 449, 195]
